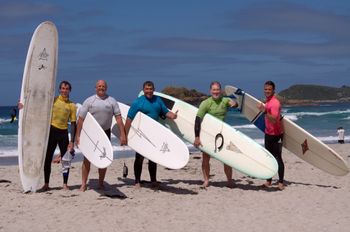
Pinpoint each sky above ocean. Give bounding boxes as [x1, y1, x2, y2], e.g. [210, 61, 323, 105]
[1, 0, 350, 106]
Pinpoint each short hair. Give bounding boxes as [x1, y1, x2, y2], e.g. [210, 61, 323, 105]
[143, 81, 155, 89]
[210, 81, 221, 89]
[264, 80, 275, 90]
[96, 80, 107, 88]
[59, 80, 72, 91]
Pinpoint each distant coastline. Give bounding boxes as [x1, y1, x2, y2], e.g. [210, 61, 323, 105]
[278, 84, 350, 106]
[161, 85, 350, 107]
[279, 98, 350, 107]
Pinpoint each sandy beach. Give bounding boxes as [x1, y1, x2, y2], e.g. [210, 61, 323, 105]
[1, 144, 350, 232]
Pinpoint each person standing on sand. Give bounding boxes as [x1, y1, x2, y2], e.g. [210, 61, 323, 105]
[258, 80, 285, 190]
[124, 81, 177, 189]
[75, 80, 127, 192]
[337, 127, 345, 144]
[193, 81, 238, 188]
[19, 81, 77, 191]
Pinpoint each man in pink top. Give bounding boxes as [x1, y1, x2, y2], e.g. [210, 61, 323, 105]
[258, 81, 285, 190]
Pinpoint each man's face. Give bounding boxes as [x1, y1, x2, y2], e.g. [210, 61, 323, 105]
[143, 84, 154, 99]
[210, 83, 221, 100]
[95, 81, 107, 97]
[264, 84, 274, 98]
[60, 84, 71, 97]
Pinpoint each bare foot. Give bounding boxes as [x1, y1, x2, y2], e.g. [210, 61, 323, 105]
[79, 185, 87, 192]
[201, 181, 209, 189]
[134, 183, 141, 189]
[40, 184, 49, 192]
[98, 184, 105, 191]
[62, 184, 69, 191]
[226, 180, 235, 188]
[261, 181, 272, 188]
[151, 182, 159, 190]
[277, 183, 285, 190]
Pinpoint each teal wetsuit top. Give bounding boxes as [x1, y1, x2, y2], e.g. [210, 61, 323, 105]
[127, 95, 169, 121]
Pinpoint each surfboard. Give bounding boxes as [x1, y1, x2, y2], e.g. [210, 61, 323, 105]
[225, 85, 350, 176]
[18, 21, 58, 192]
[78, 112, 114, 169]
[111, 101, 189, 169]
[138, 92, 278, 179]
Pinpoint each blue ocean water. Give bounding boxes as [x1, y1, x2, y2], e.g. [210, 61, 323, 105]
[226, 102, 350, 144]
[0, 106, 18, 157]
[1, 103, 349, 158]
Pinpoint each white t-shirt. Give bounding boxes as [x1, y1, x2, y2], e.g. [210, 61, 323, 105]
[79, 94, 121, 130]
[337, 129, 345, 140]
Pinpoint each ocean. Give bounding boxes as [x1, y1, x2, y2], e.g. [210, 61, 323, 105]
[1, 103, 349, 160]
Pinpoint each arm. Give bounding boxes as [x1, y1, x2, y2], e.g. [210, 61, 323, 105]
[17, 101, 24, 109]
[115, 114, 127, 146]
[75, 116, 84, 146]
[194, 116, 202, 148]
[124, 117, 133, 136]
[229, 99, 238, 108]
[68, 122, 76, 151]
[194, 101, 208, 148]
[258, 103, 279, 124]
[165, 110, 178, 120]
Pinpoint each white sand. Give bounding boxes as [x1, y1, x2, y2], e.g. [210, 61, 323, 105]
[1, 144, 350, 232]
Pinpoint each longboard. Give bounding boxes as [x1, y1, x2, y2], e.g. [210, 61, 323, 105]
[79, 112, 114, 168]
[225, 85, 350, 176]
[140, 92, 278, 179]
[18, 21, 58, 192]
[111, 102, 189, 169]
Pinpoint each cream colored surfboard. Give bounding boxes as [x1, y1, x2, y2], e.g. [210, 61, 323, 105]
[18, 21, 58, 192]
[225, 85, 349, 176]
[139, 92, 278, 179]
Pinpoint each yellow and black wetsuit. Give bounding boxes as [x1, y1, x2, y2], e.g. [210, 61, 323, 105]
[44, 95, 77, 185]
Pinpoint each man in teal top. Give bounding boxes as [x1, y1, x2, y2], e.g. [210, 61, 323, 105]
[125, 81, 178, 189]
[194, 81, 238, 188]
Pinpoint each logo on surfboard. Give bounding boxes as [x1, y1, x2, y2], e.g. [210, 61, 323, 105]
[39, 48, 49, 61]
[38, 64, 46, 70]
[301, 139, 309, 154]
[226, 141, 240, 153]
[160, 142, 170, 153]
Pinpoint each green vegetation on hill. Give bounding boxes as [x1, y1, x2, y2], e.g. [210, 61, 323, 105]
[161, 86, 208, 106]
[278, 85, 350, 105]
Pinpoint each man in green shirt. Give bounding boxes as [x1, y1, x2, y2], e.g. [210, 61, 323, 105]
[194, 81, 238, 188]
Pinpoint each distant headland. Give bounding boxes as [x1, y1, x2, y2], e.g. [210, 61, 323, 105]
[278, 84, 350, 106]
[161, 84, 350, 106]
[161, 86, 207, 106]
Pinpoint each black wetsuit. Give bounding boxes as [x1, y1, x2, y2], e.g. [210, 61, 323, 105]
[134, 153, 157, 184]
[265, 134, 284, 183]
[44, 126, 70, 184]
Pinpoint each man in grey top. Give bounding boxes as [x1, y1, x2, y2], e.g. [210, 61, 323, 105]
[75, 80, 127, 191]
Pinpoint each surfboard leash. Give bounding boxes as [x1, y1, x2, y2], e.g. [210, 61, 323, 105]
[234, 88, 245, 113]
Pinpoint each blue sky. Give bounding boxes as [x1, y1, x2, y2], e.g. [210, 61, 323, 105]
[1, 0, 350, 105]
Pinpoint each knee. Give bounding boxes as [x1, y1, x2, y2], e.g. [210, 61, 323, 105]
[83, 158, 91, 169]
[202, 153, 210, 162]
[149, 161, 157, 168]
[135, 157, 144, 166]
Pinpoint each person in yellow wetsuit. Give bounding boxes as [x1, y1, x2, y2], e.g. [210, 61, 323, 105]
[42, 81, 77, 191]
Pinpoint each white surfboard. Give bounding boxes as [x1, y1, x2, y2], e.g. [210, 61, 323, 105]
[111, 102, 189, 169]
[79, 112, 114, 169]
[225, 85, 350, 176]
[18, 21, 58, 192]
[140, 92, 278, 179]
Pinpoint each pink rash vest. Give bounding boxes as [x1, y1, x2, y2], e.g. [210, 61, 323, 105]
[265, 95, 283, 136]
